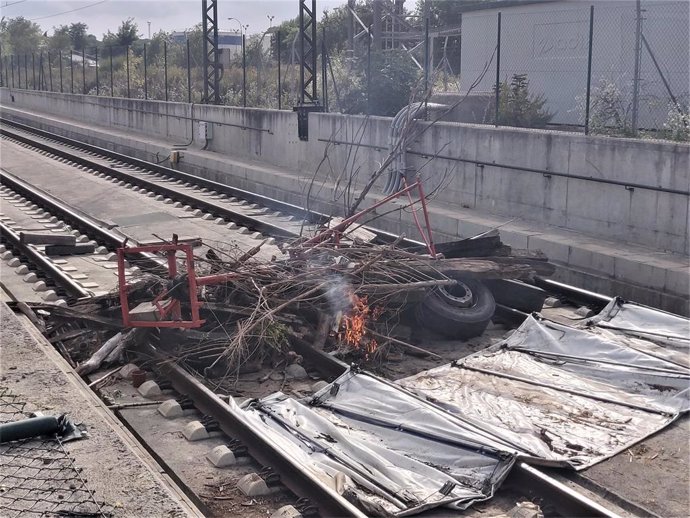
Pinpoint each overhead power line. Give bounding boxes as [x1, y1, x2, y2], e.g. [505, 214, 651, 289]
[30, 0, 108, 21]
[2, 0, 27, 7]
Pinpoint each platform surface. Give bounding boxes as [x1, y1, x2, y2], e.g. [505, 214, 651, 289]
[0, 301, 203, 517]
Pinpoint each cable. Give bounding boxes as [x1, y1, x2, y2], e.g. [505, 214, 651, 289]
[2, 0, 27, 8]
[30, 0, 108, 21]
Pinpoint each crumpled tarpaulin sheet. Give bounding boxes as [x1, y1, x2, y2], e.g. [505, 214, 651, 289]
[241, 371, 516, 516]
[399, 300, 689, 470]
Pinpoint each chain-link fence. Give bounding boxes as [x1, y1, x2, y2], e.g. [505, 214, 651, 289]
[0, 1, 687, 140]
[0, 386, 111, 517]
[439, 0, 689, 140]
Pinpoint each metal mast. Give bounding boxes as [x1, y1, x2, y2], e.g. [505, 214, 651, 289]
[202, 0, 221, 104]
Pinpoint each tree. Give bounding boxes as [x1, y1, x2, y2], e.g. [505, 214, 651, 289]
[0, 17, 44, 55]
[103, 18, 139, 48]
[68, 22, 88, 50]
[48, 25, 72, 51]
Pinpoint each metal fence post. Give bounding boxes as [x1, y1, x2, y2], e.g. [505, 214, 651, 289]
[59, 50, 63, 92]
[126, 46, 131, 98]
[367, 31, 371, 115]
[10, 55, 14, 88]
[164, 41, 168, 102]
[585, 5, 594, 135]
[32, 52, 36, 89]
[38, 51, 43, 89]
[242, 34, 247, 107]
[277, 30, 282, 109]
[424, 15, 429, 92]
[494, 12, 502, 127]
[109, 46, 113, 96]
[70, 50, 74, 93]
[82, 48, 86, 94]
[186, 38, 192, 103]
[48, 51, 53, 91]
[95, 47, 99, 95]
[322, 27, 329, 112]
[631, 0, 642, 136]
[143, 43, 148, 100]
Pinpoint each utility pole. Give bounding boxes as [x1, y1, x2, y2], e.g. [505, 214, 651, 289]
[631, 0, 643, 136]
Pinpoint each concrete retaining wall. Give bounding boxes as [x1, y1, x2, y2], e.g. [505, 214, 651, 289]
[1, 88, 688, 256]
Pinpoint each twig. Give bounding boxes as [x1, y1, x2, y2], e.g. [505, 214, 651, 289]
[366, 327, 443, 360]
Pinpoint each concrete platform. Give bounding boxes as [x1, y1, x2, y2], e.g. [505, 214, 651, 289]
[0, 301, 203, 517]
[2, 105, 687, 315]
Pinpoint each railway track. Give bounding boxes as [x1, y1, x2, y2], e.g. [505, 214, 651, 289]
[0, 118, 630, 518]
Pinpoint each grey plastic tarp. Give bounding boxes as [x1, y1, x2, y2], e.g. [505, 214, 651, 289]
[241, 371, 517, 516]
[399, 300, 689, 470]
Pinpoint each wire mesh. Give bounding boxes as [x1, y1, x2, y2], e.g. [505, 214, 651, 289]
[0, 386, 111, 518]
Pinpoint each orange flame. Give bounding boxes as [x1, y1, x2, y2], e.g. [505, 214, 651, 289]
[340, 294, 379, 356]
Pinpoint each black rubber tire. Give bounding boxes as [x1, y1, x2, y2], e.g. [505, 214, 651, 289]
[483, 279, 547, 313]
[415, 276, 495, 339]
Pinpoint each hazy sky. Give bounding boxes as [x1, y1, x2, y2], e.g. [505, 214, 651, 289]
[1, 0, 347, 38]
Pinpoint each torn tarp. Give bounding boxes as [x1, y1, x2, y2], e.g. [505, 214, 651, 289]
[399, 301, 689, 470]
[242, 371, 516, 516]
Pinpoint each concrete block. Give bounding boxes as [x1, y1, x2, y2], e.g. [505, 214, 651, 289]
[95, 246, 109, 254]
[19, 232, 76, 246]
[271, 505, 302, 518]
[237, 473, 273, 496]
[7, 258, 21, 267]
[42, 290, 59, 302]
[114, 362, 137, 379]
[250, 232, 263, 240]
[15, 265, 29, 275]
[192, 209, 204, 217]
[76, 235, 90, 243]
[137, 380, 162, 398]
[158, 399, 184, 418]
[575, 306, 594, 318]
[23, 273, 38, 283]
[226, 222, 238, 229]
[238, 227, 250, 234]
[182, 420, 209, 441]
[32, 281, 48, 292]
[45, 243, 96, 256]
[1, 251, 14, 260]
[206, 445, 238, 467]
[164, 198, 174, 204]
[214, 218, 225, 225]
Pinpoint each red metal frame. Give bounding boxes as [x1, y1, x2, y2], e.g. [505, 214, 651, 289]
[118, 239, 239, 328]
[304, 177, 436, 256]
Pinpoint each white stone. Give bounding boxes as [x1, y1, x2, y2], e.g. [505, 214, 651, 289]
[119, 363, 140, 379]
[32, 281, 48, 292]
[158, 399, 183, 418]
[237, 473, 273, 496]
[271, 505, 302, 518]
[182, 420, 209, 441]
[206, 445, 237, 467]
[42, 290, 59, 302]
[137, 380, 162, 398]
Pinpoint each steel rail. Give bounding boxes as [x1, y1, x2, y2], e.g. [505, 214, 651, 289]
[0, 126, 303, 239]
[0, 219, 91, 299]
[1, 170, 164, 271]
[147, 344, 367, 518]
[1, 117, 325, 225]
[0, 118, 424, 248]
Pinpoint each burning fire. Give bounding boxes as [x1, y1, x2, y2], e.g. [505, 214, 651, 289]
[340, 294, 381, 356]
